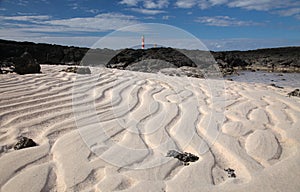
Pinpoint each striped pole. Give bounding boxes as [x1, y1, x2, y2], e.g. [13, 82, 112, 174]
[142, 35, 145, 49]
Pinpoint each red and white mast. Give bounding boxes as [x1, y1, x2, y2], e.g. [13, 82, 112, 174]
[141, 35, 145, 49]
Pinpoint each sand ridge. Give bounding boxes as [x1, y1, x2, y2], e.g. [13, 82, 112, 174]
[0, 65, 300, 191]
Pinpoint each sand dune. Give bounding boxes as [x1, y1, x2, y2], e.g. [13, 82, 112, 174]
[0, 65, 300, 192]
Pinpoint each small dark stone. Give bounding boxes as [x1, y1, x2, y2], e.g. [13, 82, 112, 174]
[14, 136, 37, 150]
[288, 89, 300, 97]
[269, 83, 283, 89]
[166, 150, 199, 165]
[61, 66, 91, 74]
[230, 173, 236, 178]
[224, 168, 236, 178]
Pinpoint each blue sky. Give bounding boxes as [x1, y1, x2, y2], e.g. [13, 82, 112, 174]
[0, 0, 300, 50]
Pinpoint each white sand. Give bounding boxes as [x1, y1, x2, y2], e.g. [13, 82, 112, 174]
[0, 65, 300, 192]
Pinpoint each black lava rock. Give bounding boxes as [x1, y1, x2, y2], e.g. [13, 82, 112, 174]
[107, 47, 196, 70]
[288, 89, 300, 97]
[224, 168, 236, 178]
[166, 150, 199, 166]
[13, 52, 41, 75]
[269, 83, 283, 89]
[14, 136, 37, 150]
[61, 66, 91, 74]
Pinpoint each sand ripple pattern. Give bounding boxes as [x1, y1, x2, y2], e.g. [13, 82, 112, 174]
[0, 65, 300, 192]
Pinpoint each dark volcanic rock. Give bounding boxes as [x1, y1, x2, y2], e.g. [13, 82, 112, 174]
[62, 66, 90, 74]
[1, 39, 300, 73]
[107, 47, 196, 70]
[13, 52, 41, 75]
[212, 47, 300, 72]
[0, 39, 88, 65]
[269, 83, 283, 89]
[224, 168, 236, 178]
[14, 136, 37, 150]
[61, 66, 91, 74]
[166, 150, 199, 166]
[288, 89, 300, 97]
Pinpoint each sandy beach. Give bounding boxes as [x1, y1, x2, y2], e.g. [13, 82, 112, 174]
[0, 65, 300, 192]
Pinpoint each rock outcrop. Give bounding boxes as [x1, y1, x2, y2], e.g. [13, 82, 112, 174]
[1, 39, 299, 75]
[0, 39, 88, 65]
[106, 47, 196, 70]
[288, 89, 300, 97]
[166, 150, 199, 165]
[212, 47, 300, 72]
[13, 52, 41, 75]
[14, 136, 37, 150]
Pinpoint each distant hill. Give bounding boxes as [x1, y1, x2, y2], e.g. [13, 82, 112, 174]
[0, 39, 299, 73]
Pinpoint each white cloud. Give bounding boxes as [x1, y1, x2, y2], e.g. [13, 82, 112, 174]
[227, 0, 283, 11]
[0, 13, 143, 41]
[174, 0, 300, 19]
[175, 0, 197, 8]
[195, 16, 261, 26]
[162, 15, 175, 20]
[119, 0, 140, 6]
[0, 15, 51, 22]
[143, 0, 169, 9]
[276, 7, 300, 16]
[39, 13, 139, 32]
[85, 9, 100, 14]
[209, 0, 228, 6]
[17, 0, 29, 6]
[120, 0, 169, 8]
[130, 8, 166, 14]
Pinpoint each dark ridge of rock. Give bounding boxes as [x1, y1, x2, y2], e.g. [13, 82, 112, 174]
[0, 39, 299, 74]
[166, 150, 199, 166]
[60, 66, 91, 74]
[14, 136, 37, 150]
[0, 39, 88, 65]
[288, 89, 300, 97]
[13, 52, 41, 75]
[106, 47, 197, 70]
[211, 47, 300, 72]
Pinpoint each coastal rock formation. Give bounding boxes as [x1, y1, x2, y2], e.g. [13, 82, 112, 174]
[212, 47, 300, 72]
[14, 136, 37, 150]
[13, 52, 41, 75]
[106, 47, 196, 70]
[0, 39, 88, 65]
[1, 39, 300, 74]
